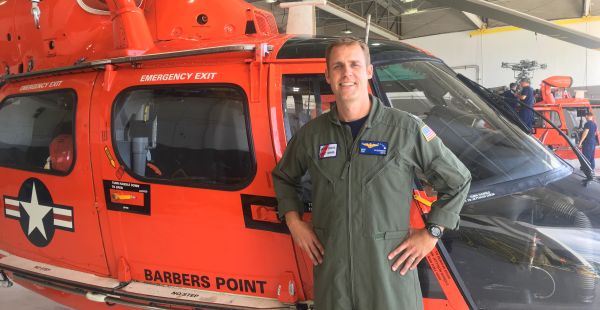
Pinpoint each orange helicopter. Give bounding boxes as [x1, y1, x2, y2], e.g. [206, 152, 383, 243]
[532, 76, 600, 161]
[1, 1, 599, 310]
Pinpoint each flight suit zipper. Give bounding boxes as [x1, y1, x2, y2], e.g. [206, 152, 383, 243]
[340, 123, 368, 309]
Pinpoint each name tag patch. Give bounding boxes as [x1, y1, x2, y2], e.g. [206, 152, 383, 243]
[359, 141, 388, 156]
[319, 143, 338, 159]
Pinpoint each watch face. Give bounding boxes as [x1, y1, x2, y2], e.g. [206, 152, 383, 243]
[429, 225, 442, 238]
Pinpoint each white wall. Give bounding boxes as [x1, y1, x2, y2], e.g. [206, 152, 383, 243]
[403, 20, 600, 89]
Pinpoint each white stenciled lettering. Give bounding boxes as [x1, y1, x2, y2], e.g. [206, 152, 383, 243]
[466, 191, 496, 202]
[19, 80, 63, 91]
[140, 72, 217, 82]
[194, 72, 217, 80]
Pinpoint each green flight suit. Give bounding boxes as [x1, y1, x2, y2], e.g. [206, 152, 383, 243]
[272, 95, 471, 310]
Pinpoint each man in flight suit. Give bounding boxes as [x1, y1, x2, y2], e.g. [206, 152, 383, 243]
[272, 37, 472, 309]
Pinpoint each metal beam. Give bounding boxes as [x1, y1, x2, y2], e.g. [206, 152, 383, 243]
[428, 0, 600, 49]
[462, 11, 484, 29]
[281, 1, 400, 40]
[584, 0, 591, 17]
[318, 1, 400, 39]
[372, 0, 402, 16]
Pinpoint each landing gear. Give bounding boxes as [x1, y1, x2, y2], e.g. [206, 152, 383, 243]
[0, 270, 13, 288]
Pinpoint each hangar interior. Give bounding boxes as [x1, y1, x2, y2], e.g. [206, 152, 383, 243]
[252, 0, 600, 98]
[1, 1, 600, 310]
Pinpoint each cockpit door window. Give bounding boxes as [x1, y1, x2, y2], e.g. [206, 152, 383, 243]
[281, 74, 334, 141]
[0, 90, 76, 174]
[112, 84, 255, 190]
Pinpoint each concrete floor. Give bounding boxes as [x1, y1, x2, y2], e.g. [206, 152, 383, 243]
[0, 282, 72, 310]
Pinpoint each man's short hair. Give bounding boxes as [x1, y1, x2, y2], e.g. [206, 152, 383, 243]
[509, 83, 517, 88]
[520, 78, 531, 84]
[325, 37, 371, 68]
[586, 111, 594, 117]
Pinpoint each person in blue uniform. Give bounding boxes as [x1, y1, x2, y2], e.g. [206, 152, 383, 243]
[578, 112, 597, 170]
[502, 82, 519, 112]
[518, 78, 535, 132]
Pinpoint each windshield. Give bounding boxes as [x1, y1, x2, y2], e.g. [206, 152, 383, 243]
[564, 107, 587, 131]
[375, 61, 564, 187]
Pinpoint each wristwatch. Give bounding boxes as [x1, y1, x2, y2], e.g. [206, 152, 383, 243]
[426, 224, 443, 239]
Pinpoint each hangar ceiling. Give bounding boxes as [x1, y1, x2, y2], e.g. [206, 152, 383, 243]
[248, 0, 599, 39]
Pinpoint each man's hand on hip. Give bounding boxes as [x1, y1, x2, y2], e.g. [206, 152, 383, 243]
[387, 228, 439, 275]
[285, 211, 325, 266]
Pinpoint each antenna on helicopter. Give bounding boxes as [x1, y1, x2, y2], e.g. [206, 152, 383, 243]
[501, 60, 548, 82]
[31, 0, 41, 29]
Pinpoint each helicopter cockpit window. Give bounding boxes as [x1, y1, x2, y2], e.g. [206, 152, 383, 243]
[0, 90, 76, 174]
[375, 61, 564, 187]
[563, 107, 588, 143]
[112, 85, 254, 189]
[282, 74, 334, 141]
[551, 111, 562, 127]
[533, 113, 545, 128]
[533, 111, 562, 128]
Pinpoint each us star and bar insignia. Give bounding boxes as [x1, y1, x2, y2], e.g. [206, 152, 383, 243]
[3, 178, 74, 247]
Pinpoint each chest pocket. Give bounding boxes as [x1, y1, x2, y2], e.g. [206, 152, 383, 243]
[307, 153, 347, 227]
[361, 151, 414, 234]
[361, 150, 411, 184]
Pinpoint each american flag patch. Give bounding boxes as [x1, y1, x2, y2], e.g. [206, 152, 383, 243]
[421, 125, 437, 142]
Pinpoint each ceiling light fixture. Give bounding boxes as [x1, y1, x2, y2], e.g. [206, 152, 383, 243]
[341, 24, 352, 34]
[402, 8, 419, 15]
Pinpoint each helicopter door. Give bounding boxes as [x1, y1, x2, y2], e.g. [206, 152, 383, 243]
[533, 109, 564, 146]
[88, 63, 303, 303]
[0, 73, 110, 275]
[266, 62, 332, 301]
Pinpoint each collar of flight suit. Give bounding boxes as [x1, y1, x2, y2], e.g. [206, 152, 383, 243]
[328, 94, 384, 129]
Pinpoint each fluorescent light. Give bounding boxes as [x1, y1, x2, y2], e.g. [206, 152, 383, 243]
[402, 8, 419, 15]
[292, 87, 300, 92]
